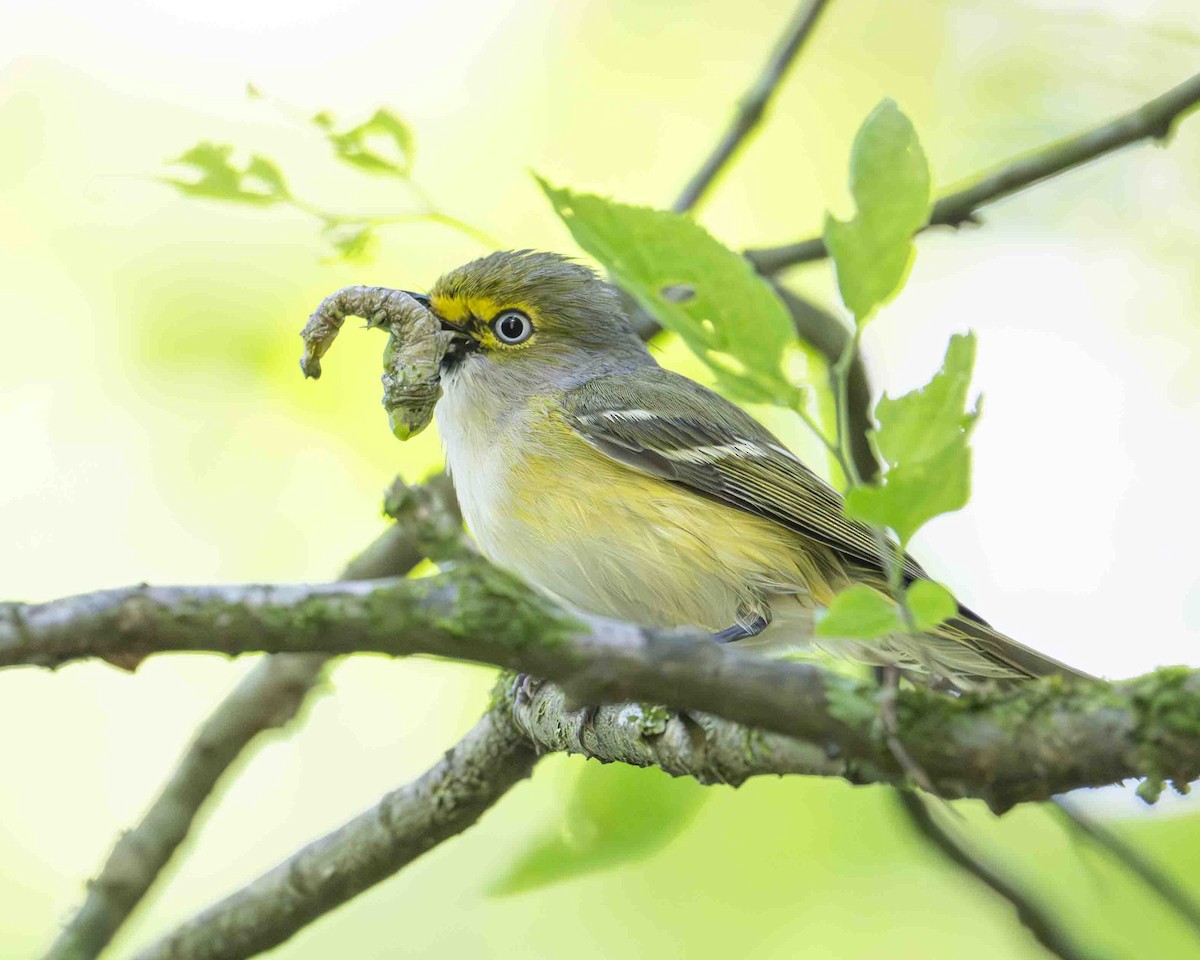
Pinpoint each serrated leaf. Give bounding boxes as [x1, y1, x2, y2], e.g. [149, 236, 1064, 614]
[905, 580, 957, 631]
[538, 179, 802, 406]
[874, 333, 977, 467]
[317, 108, 415, 177]
[161, 142, 290, 206]
[844, 333, 979, 545]
[824, 99, 931, 324]
[488, 760, 707, 897]
[845, 440, 971, 546]
[816, 584, 902, 641]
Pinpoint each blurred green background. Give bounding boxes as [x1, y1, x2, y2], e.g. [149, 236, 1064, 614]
[3, 0, 1200, 957]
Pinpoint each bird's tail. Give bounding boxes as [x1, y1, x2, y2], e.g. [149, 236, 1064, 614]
[936, 605, 1092, 681]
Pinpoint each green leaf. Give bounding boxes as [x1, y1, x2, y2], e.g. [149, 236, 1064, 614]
[161, 142, 290, 206]
[538, 179, 802, 406]
[844, 333, 979, 545]
[823, 99, 931, 324]
[844, 436, 971, 546]
[488, 759, 707, 896]
[873, 333, 978, 467]
[816, 584, 902, 641]
[905, 580, 957, 632]
[321, 223, 379, 264]
[316, 108, 415, 177]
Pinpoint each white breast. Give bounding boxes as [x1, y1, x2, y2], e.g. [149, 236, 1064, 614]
[435, 367, 526, 564]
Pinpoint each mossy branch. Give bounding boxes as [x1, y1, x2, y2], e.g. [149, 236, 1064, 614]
[5, 566, 1198, 812]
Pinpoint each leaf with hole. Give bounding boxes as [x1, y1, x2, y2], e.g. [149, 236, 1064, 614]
[539, 179, 807, 407]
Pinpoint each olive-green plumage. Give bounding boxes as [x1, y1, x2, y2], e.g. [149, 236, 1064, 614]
[429, 250, 1085, 683]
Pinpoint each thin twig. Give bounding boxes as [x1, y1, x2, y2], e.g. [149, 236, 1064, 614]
[745, 69, 1200, 274]
[896, 791, 1102, 960]
[40, 486, 450, 960]
[1051, 797, 1200, 942]
[672, 0, 831, 213]
[43, 655, 326, 960]
[131, 707, 537, 960]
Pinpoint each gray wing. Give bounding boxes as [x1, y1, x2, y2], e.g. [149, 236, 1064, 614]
[561, 369, 929, 583]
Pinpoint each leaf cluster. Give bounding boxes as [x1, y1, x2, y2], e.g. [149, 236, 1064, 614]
[159, 92, 484, 263]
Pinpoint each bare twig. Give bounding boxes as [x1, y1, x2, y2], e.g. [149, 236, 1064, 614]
[1051, 797, 1200, 942]
[131, 707, 537, 960]
[5, 569, 1199, 809]
[673, 0, 832, 213]
[40, 483, 455, 960]
[44, 655, 326, 960]
[896, 791, 1102, 960]
[745, 69, 1200, 274]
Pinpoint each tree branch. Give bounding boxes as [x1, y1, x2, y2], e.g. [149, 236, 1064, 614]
[41, 479, 459, 960]
[131, 707, 537, 960]
[672, 0, 831, 213]
[744, 69, 1200, 274]
[124, 678, 854, 960]
[6, 569, 1199, 811]
[895, 791, 1102, 960]
[508, 676, 868, 784]
[1051, 798, 1200, 942]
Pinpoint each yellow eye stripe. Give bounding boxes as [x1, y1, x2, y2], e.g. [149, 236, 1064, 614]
[429, 294, 540, 350]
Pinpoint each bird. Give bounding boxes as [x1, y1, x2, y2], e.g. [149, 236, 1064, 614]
[419, 248, 1084, 684]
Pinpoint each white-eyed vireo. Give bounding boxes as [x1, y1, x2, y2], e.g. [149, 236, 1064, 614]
[420, 250, 1081, 682]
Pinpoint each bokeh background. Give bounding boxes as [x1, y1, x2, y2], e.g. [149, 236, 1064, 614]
[3, 0, 1200, 957]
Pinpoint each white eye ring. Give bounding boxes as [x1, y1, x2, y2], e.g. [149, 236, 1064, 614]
[492, 310, 534, 345]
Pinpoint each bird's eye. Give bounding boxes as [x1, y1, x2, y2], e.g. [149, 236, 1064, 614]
[491, 309, 534, 345]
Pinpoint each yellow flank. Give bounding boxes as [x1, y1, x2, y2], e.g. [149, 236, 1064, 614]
[491, 407, 847, 632]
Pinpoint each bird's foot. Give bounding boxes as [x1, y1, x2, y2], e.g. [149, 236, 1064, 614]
[712, 614, 770, 644]
[511, 673, 545, 708]
[576, 704, 601, 756]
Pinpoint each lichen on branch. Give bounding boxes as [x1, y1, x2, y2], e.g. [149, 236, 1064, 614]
[4, 570, 1198, 811]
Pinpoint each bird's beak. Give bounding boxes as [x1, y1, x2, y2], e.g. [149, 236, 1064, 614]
[404, 291, 476, 366]
[402, 290, 463, 337]
[402, 290, 433, 310]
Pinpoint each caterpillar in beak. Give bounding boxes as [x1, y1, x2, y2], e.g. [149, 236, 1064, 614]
[299, 285, 454, 440]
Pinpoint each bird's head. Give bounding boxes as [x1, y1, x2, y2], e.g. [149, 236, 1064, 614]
[418, 250, 650, 388]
